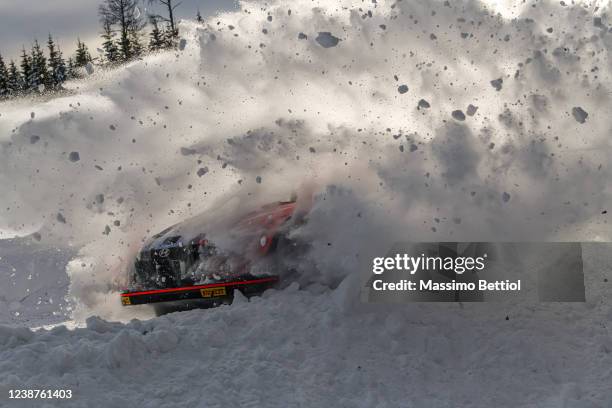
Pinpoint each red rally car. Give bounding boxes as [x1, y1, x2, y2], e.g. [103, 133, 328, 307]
[121, 194, 310, 314]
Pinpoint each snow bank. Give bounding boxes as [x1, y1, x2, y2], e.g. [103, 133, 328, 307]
[1, 245, 612, 407]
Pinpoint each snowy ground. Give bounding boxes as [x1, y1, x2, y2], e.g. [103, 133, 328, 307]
[1, 0, 612, 406]
[0, 238, 73, 327]
[1, 244, 612, 408]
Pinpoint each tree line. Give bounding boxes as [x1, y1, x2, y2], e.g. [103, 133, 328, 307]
[0, 0, 191, 100]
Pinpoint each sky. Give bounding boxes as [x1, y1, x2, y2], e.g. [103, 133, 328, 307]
[0, 0, 238, 62]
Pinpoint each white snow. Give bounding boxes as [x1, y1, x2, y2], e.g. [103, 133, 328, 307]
[0, 0, 612, 405]
[0, 238, 74, 326]
[1, 251, 612, 407]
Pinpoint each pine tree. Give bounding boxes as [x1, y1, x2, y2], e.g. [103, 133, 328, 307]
[148, 0, 180, 38]
[148, 15, 165, 51]
[99, 0, 144, 62]
[28, 47, 40, 91]
[74, 39, 92, 67]
[0, 53, 8, 98]
[19, 48, 32, 93]
[196, 10, 203, 23]
[47, 34, 67, 88]
[66, 57, 78, 79]
[7, 60, 20, 96]
[163, 22, 178, 48]
[46, 35, 58, 88]
[30, 39, 49, 92]
[56, 47, 67, 84]
[129, 19, 144, 58]
[101, 20, 119, 63]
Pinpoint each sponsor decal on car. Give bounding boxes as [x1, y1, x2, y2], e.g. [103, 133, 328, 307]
[200, 287, 227, 298]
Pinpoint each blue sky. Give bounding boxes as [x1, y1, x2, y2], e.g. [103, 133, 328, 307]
[0, 0, 238, 62]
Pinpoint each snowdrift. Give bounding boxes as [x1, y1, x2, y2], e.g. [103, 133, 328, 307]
[2, 258, 612, 408]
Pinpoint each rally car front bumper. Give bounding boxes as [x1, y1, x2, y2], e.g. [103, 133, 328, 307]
[120, 276, 279, 306]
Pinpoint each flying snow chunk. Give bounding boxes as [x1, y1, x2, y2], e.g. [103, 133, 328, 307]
[418, 99, 430, 109]
[490, 78, 503, 91]
[593, 17, 604, 28]
[233, 289, 248, 304]
[502, 192, 511, 202]
[315, 32, 340, 48]
[197, 167, 209, 177]
[134, 6, 141, 19]
[57, 213, 67, 224]
[85, 62, 94, 75]
[466, 104, 478, 116]
[451, 110, 466, 121]
[571, 107, 588, 123]
[298, 32, 307, 40]
[68, 152, 80, 162]
[397, 85, 409, 94]
[180, 147, 197, 156]
[179, 39, 187, 51]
